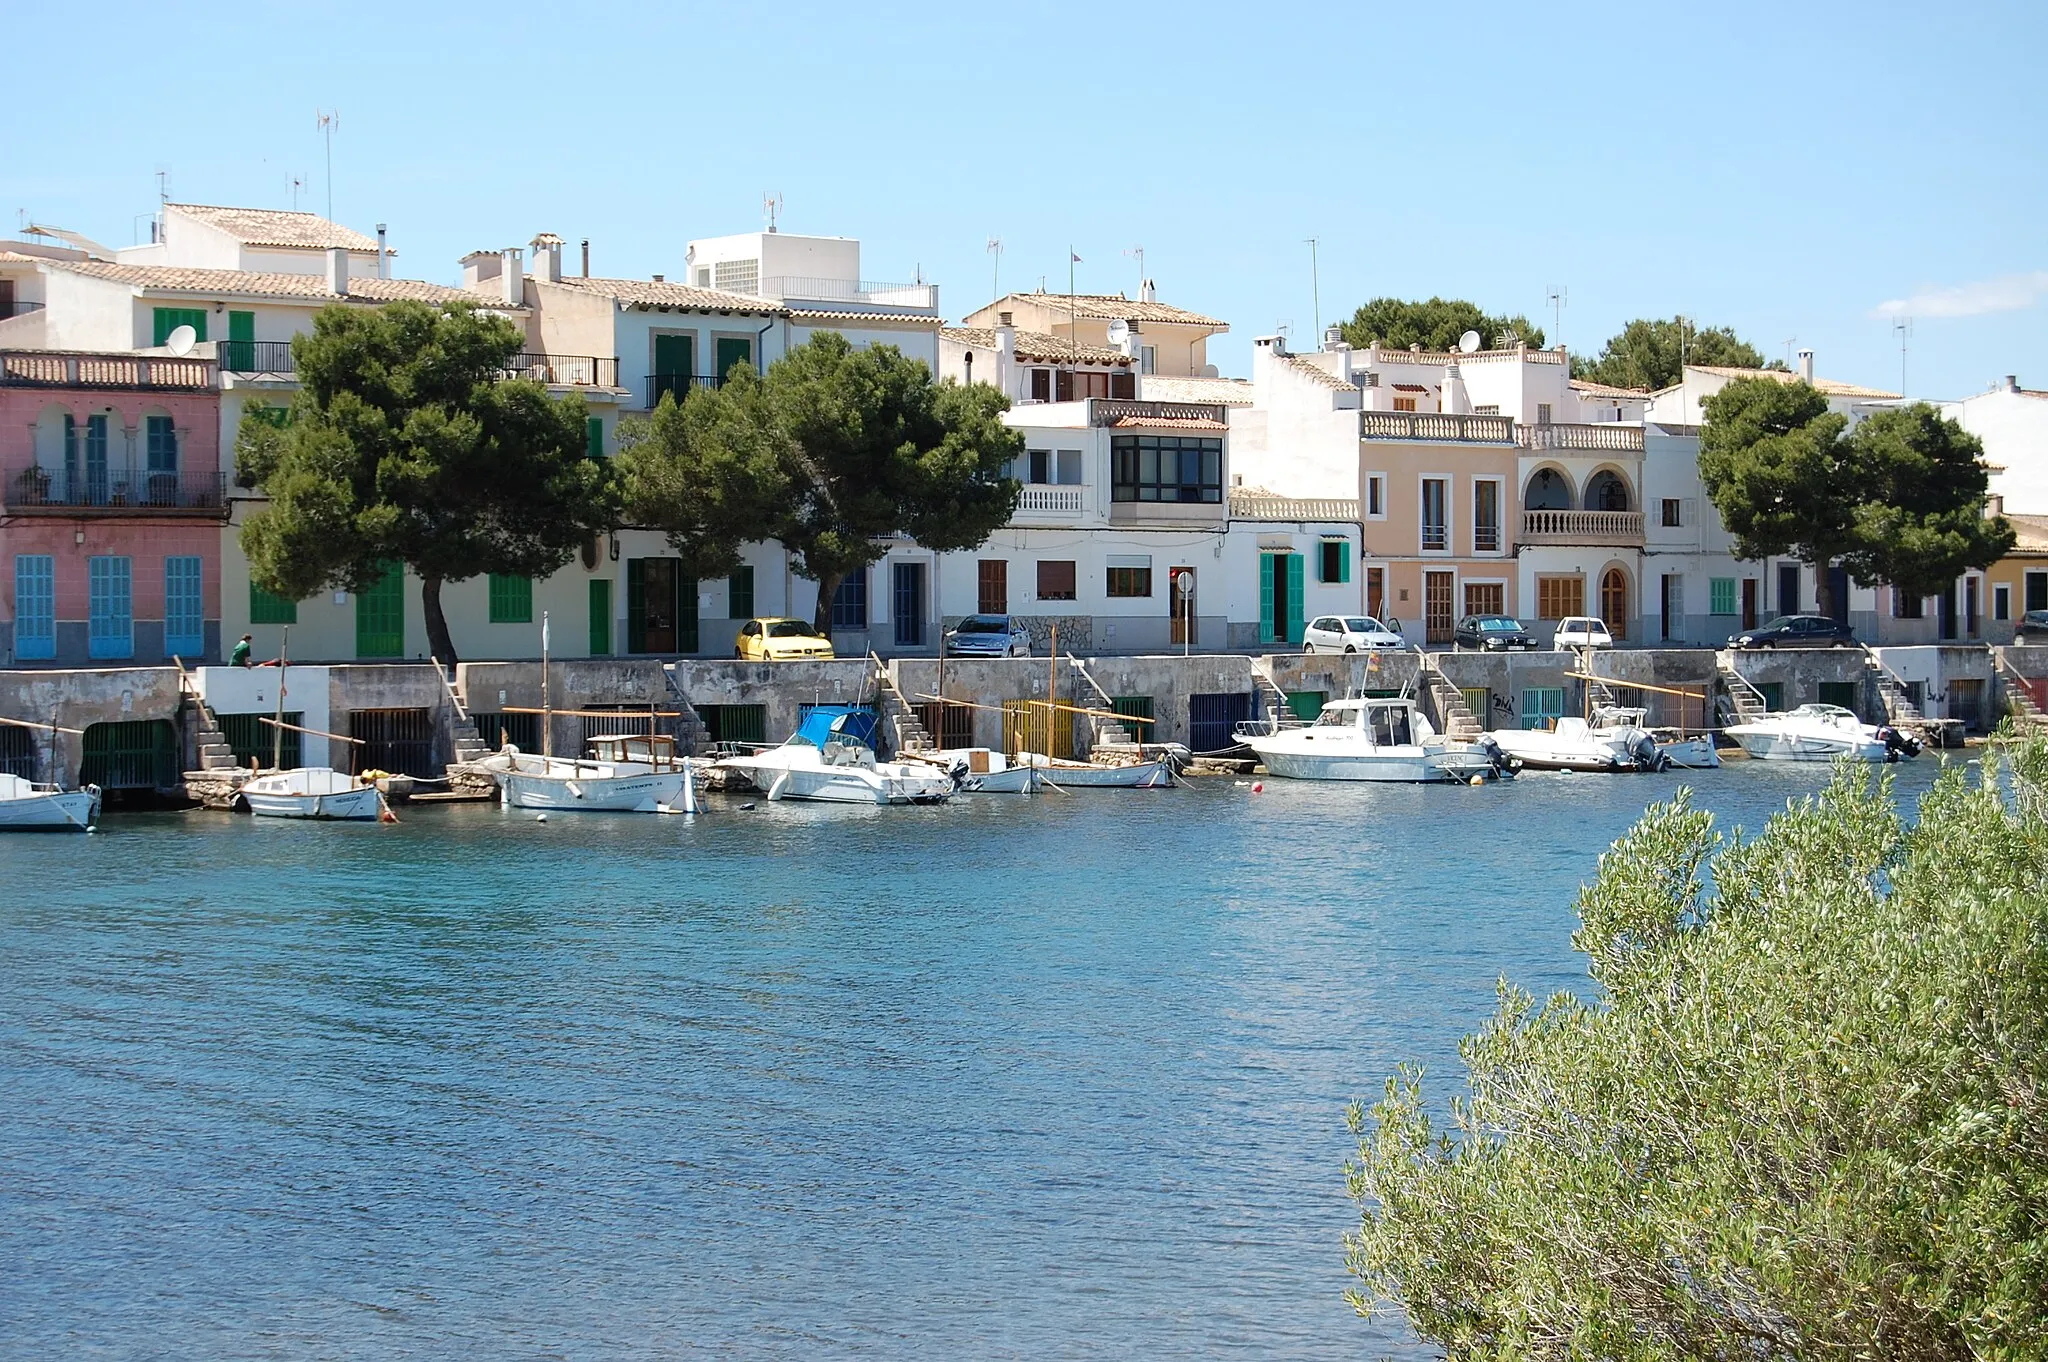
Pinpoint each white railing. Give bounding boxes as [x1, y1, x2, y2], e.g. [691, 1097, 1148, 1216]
[1359, 411, 1515, 442]
[1229, 492, 1360, 521]
[1016, 486, 1086, 514]
[1519, 509, 1644, 544]
[1517, 423, 1645, 451]
[759, 275, 938, 310]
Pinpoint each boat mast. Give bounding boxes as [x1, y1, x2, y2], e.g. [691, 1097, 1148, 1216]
[1048, 623, 1058, 755]
[541, 610, 552, 759]
[272, 626, 289, 772]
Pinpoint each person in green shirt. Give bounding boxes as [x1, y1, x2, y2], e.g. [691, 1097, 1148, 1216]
[229, 634, 253, 667]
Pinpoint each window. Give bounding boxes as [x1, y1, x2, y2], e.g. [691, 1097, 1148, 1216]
[1521, 687, 1566, 731]
[1536, 574, 1584, 620]
[2028, 571, 2048, 612]
[145, 415, 178, 471]
[1464, 582, 1504, 617]
[831, 571, 868, 630]
[1473, 479, 1500, 553]
[1536, 403, 1553, 425]
[711, 258, 759, 295]
[1110, 435, 1223, 503]
[1141, 345, 1156, 375]
[249, 582, 298, 624]
[1027, 449, 1052, 484]
[1661, 498, 1683, 527]
[977, 559, 1007, 615]
[1392, 396, 1417, 413]
[1995, 583, 2010, 622]
[1057, 370, 1110, 401]
[1037, 560, 1077, 601]
[586, 416, 605, 458]
[1892, 587, 1924, 620]
[164, 556, 203, 658]
[1365, 473, 1386, 519]
[1110, 371, 1136, 399]
[1029, 369, 1052, 402]
[88, 555, 133, 660]
[728, 566, 754, 621]
[1709, 577, 1738, 616]
[1420, 477, 1448, 552]
[1318, 538, 1351, 584]
[151, 307, 206, 346]
[14, 555, 54, 660]
[1055, 450, 1083, 485]
[488, 573, 533, 624]
[1106, 558, 1152, 598]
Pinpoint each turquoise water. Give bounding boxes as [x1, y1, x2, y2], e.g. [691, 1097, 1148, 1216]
[1, 758, 1957, 1359]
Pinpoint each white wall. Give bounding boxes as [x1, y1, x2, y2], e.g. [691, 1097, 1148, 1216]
[1947, 385, 2048, 513]
[192, 663, 337, 767]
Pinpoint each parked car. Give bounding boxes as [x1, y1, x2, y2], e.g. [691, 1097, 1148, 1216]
[944, 614, 1032, 657]
[1303, 615, 1406, 654]
[1453, 614, 1538, 651]
[1552, 616, 1614, 650]
[736, 616, 836, 661]
[1728, 614, 1855, 649]
[2019, 609, 2048, 639]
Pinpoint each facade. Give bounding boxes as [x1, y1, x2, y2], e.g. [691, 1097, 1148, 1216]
[958, 287, 1226, 379]
[1947, 375, 2048, 513]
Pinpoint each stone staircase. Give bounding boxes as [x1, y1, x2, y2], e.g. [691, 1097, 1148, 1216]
[172, 662, 240, 773]
[1994, 652, 2048, 730]
[1247, 657, 1301, 734]
[868, 653, 933, 755]
[1067, 654, 1136, 747]
[1861, 646, 1925, 726]
[1715, 656, 1768, 726]
[438, 665, 493, 766]
[1415, 653, 1484, 741]
[656, 665, 713, 755]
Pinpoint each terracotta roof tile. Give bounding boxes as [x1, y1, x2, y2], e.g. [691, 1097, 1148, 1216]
[789, 307, 941, 325]
[997, 291, 1226, 328]
[1138, 375, 1255, 406]
[1569, 378, 1651, 398]
[547, 275, 781, 313]
[47, 259, 518, 308]
[1282, 354, 1359, 391]
[1689, 364, 1900, 400]
[941, 326, 1131, 365]
[168, 203, 380, 252]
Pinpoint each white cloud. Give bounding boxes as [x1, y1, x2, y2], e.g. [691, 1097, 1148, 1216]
[1873, 270, 2048, 319]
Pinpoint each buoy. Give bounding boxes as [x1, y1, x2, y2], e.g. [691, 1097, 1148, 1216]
[1469, 774, 1486, 787]
[535, 812, 548, 823]
[1251, 781, 1265, 793]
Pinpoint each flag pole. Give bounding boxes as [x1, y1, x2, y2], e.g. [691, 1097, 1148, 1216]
[1068, 246, 1077, 364]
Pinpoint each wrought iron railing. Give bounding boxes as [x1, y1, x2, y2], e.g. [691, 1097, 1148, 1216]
[503, 353, 618, 388]
[644, 373, 727, 408]
[0, 299, 44, 320]
[4, 464, 229, 517]
[217, 340, 297, 374]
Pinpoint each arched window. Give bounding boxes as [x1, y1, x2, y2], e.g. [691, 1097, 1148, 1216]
[1585, 470, 1631, 512]
[1600, 568, 1629, 640]
[1523, 467, 1570, 510]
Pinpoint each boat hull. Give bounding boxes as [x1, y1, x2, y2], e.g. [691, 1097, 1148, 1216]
[1247, 737, 1466, 783]
[245, 786, 383, 820]
[502, 770, 695, 812]
[0, 787, 100, 830]
[1026, 757, 1175, 788]
[715, 752, 953, 804]
[957, 765, 1038, 794]
[1658, 737, 1721, 768]
[1726, 729, 1888, 762]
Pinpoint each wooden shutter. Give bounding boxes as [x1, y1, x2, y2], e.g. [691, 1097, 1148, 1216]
[626, 559, 646, 653]
[586, 416, 604, 457]
[1055, 369, 1074, 402]
[1030, 369, 1051, 401]
[1110, 371, 1135, 399]
[588, 578, 612, 655]
[977, 559, 1006, 615]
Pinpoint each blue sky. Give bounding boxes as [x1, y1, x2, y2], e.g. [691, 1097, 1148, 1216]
[7, 1, 2042, 399]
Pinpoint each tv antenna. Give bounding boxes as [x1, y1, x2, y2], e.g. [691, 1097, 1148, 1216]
[315, 109, 339, 220]
[987, 236, 1003, 300]
[1306, 238, 1321, 344]
[1783, 335, 1798, 367]
[1546, 284, 1567, 348]
[155, 168, 171, 207]
[1893, 316, 1913, 396]
[1123, 244, 1145, 294]
[763, 191, 783, 233]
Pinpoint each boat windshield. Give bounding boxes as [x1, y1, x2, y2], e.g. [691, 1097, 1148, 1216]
[1313, 705, 1358, 727]
[1368, 705, 1413, 746]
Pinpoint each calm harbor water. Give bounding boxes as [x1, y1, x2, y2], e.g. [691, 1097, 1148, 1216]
[2, 757, 1957, 1359]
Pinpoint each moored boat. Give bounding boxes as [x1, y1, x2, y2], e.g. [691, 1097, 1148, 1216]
[1487, 707, 1666, 773]
[1724, 704, 1918, 762]
[241, 767, 383, 820]
[487, 734, 699, 813]
[1016, 750, 1179, 788]
[714, 708, 954, 805]
[911, 747, 1039, 793]
[0, 773, 101, 830]
[1243, 696, 1508, 783]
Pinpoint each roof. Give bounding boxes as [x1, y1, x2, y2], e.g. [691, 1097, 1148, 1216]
[167, 203, 380, 253]
[788, 307, 941, 326]
[1569, 378, 1650, 398]
[1687, 364, 1900, 401]
[45, 259, 516, 308]
[1138, 375, 1255, 406]
[940, 326, 1132, 366]
[994, 290, 1226, 328]
[546, 275, 781, 313]
[1111, 415, 1227, 431]
[2004, 513, 2048, 553]
[1282, 354, 1359, 391]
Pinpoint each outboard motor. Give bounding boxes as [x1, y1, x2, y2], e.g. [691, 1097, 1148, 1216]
[1626, 732, 1669, 773]
[1876, 725, 1921, 761]
[1474, 734, 1518, 779]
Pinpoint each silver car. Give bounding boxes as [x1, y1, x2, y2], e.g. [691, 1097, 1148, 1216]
[1303, 615, 1406, 654]
[944, 614, 1032, 657]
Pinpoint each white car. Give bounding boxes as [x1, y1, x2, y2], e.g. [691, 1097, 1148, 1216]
[1304, 615, 1407, 654]
[1553, 616, 1614, 650]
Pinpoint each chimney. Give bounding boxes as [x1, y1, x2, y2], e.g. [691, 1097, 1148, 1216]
[581, 238, 590, 277]
[994, 311, 1017, 395]
[325, 246, 348, 296]
[460, 250, 501, 290]
[1797, 348, 1815, 383]
[500, 247, 523, 307]
[531, 234, 562, 284]
[2004, 375, 2019, 393]
[1443, 361, 1472, 415]
[1140, 278, 1157, 304]
[375, 224, 388, 279]
[652, 273, 664, 283]
[1988, 493, 2006, 517]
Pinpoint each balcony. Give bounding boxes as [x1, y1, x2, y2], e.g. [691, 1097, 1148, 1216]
[1229, 491, 1360, 521]
[1, 350, 215, 392]
[502, 353, 619, 388]
[1089, 399, 1229, 429]
[1519, 509, 1644, 546]
[1013, 486, 1088, 521]
[1360, 411, 1513, 442]
[218, 340, 298, 375]
[5, 464, 229, 519]
[644, 373, 728, 409]
[759, 276, 939, 311]
[1, 300, 44, 320]
[1516, 422, 1644, 452]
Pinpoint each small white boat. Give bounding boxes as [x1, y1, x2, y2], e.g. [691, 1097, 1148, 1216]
[486, 734, 699, 813]
[0, 773, 100, 830]
[1653, 732, 1722, 769]
[717, 736, 954, 804]
[1724, 704, 1918, 763]
[242, 767, 383, 820]
[910, 747, 1039, 794]
[1017, 750, 1179, 788]
[1242, 697, 1507, 783]
[1487, 707, 1665, 773]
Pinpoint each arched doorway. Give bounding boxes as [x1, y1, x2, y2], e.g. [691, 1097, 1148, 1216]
[1584, 470, 1631, 512]
[1523, 467, 1571, 510]
[1599, 568, 1629, 640]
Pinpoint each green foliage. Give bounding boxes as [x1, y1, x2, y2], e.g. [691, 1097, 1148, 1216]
[235, 301, 614, 664]
[621, 331, 1022, 632]
[1697, 379, 2012, 614]
[1339, 297, 1546, 353]
[1571, 316, 1781, 390]
[1347, 757, 2048, 1358]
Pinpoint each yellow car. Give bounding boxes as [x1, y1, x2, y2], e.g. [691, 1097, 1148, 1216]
[736, 616, 836, 661]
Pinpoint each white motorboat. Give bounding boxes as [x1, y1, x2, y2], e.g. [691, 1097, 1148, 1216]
[0, 773, 100, 830]
[242, 767, 384, 820]
[1242, 697, 1508, 783]
[1653, 732, 1722, 769]
[716, 735, 954, 804]
[485, 734, 699, 813]
[912, 747, 1039, 794]
[1724, 704, 1919, 763]
[1016, 750, 1178, 788]
[1487, 707, 1666, 773]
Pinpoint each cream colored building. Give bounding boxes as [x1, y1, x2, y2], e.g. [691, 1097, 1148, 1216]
[958, 286, 1226, 379]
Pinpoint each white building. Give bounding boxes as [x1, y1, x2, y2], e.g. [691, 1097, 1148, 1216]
[1946, 374, 2048, 513]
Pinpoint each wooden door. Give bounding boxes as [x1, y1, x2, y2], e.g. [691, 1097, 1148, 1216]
[1741, 578, 1758, 630]
[1366, 567, 1384, 620]
[977, 559, 1007, 615]
[652, 334, 694, 405]
[1424, 571, 1454, 643]
[1599, 568, 1628, 640]
[1169, 566, 1195, 646]
[588, 578, 612, 656]
[632, 558, 680, 653]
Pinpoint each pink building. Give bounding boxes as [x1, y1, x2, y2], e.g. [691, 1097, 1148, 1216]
[1, 350, 225, 665]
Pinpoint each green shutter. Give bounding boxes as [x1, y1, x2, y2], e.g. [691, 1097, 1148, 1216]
[249, 581, 298, 625]
[586, 416, 604, 458]
[354, 562, 404, 658]
[152, 307, 206, 346]
[626, 559, 647, 653]
[728, 566, 755, 621]
[715, 337, 751, 378]
[1339, 541, 1352, 584]
[678, 575, 699, 653]
[488, 573, 533, 624]
[588, 578, 612, 656]
[1259, 553, 1275, 641]
[225, 311, 255, 371]
[1285, 553, 1306, 644]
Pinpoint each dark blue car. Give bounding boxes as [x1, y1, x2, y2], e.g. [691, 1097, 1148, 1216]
[944, 614, 1032, 658]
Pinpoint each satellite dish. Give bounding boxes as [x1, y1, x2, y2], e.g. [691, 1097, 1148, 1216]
[1107, 318, 1130, 344]
[165, 324, 197, 356]
[1457, 330, 1481, 355]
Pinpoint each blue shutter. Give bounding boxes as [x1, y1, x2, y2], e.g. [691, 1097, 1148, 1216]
[14, 555, 55, 660]
[164, 556, 204, 658]
[89, 556, 133, 660]
[1259, 553, 1275, 641]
